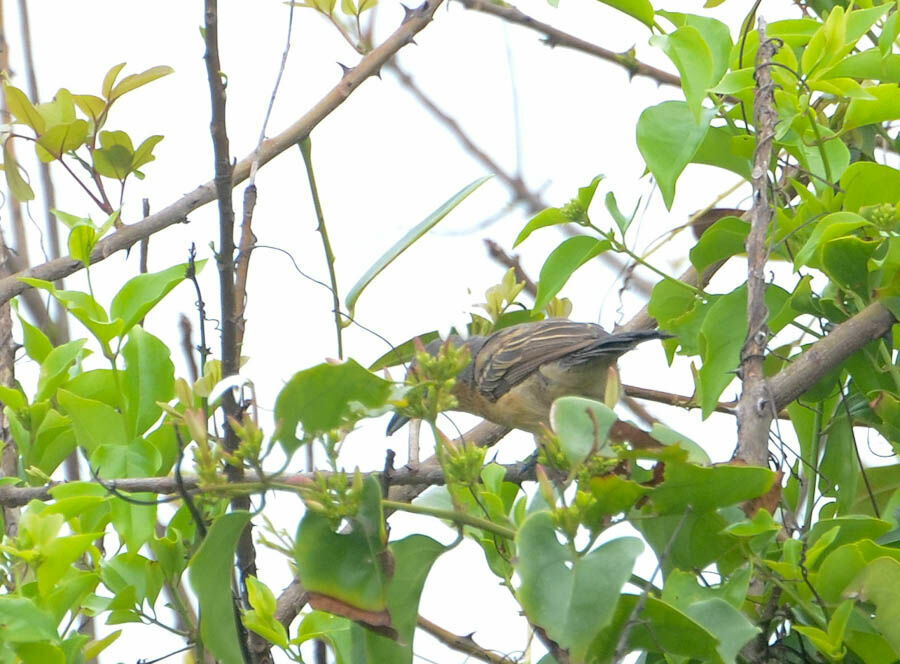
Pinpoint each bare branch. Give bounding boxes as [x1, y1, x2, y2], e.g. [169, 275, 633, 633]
[0, 0, 446, 307]
[770, 302, 895, 411]
[484, 239, 537, 297]
[416, 615, 512, 664]
[16, 0, 69, 340]
[455, 0, 681, 88]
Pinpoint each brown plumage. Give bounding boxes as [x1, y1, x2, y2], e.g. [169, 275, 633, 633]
[387, 319, 669, 434]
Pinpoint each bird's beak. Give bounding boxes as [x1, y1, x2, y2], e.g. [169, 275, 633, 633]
[386, 412, 410, 436]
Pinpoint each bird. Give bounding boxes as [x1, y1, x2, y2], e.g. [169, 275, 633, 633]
[386, 319, 670, 435]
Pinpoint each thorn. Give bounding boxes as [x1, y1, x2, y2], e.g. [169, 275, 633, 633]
[373, 67, 382, 79]
[337, 62, 352, 77]
[408, 37, 417, 46]
[400, 3, 415, 23]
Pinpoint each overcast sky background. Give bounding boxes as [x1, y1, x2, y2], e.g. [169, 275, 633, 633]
[4, 1, 840, 662]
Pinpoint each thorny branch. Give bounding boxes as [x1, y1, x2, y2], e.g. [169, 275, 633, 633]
[735, 21, 778, 467]
[455, 0, 681, 89]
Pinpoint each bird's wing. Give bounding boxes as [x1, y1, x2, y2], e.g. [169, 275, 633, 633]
[474, 320, 607, 400]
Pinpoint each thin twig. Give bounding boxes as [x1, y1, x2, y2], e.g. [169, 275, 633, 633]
[249, 0, 296, 187]
[416, 615, 512, 664]
[299, 138, 343, 358]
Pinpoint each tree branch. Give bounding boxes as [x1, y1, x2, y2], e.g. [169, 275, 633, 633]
[770, 302, 896, 411]
[736, 20, 777, 466]
[416, 615, 511, 664]
[455, 0, 681, 89]
[0, 0, 446, 307]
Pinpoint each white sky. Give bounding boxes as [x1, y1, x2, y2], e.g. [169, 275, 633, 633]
[4, 1, 842, 662]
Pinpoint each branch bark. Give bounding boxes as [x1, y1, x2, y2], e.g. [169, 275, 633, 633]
[735, 20, 777, 466]
[455, 0, 681, 89]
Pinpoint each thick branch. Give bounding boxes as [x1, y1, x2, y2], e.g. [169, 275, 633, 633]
[0, 0, 445, 307]
[455, 0, 681, 89]
[770, 302, 895, 410]
[735, 21, 777, 466]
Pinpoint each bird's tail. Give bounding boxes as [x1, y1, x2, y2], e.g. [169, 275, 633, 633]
[561, 329, 672, 366]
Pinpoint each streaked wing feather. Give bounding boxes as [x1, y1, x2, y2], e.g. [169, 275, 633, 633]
[476, 320, 607, 399]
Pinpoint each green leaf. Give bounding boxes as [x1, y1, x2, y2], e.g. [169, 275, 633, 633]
[35, 339, 86, 402]
[844, 84, 900, 131]
[605, 191, 638, 237]
[550, 396, 619, 464]
[0, 597, 58, 643]
[110, 260, 203, 335]
[576, 174, 604, 209]
[73, 94, 106, 124]
[35, 120, 88, 162]
[16, 309, 53, 363]
[534, 236, 611, 311]
[108, 65, 174, 101]
[636, 101, 714, 209]
[793, 211, 871, 269]
[697, 284, 790, 417]
[4, 140, 35, 202]
[295, 478, 390, 619]
[689, 215, 749, 274]
[188, 511, 252, 664]
[692, 126, 752, 180]
[683, 598, 759, 663]
[275, 359, 392, 453]
[588, 475, 648, 516]
[90, 438, 160, 480]
[122, 327, 174, 438]
[16, 642, 65, 664]
[650, 460, 775, 513]
[92, 145, 132, 180]
[847, 557, 900, 655]
[37, 532, 99, 596]
[131, 134, 164, 172]
[516, 511, 642, 661]
[57, 389, 127, 454]
[821, 235, 879, 296]
[110, 493, 156, 553]
[345, 175, 490, 315]
[514, 208, 570, 247]
[657, 12, 733, 85]
[650, 27, 714, 120]
[67, 224, 96, 267]
[597, 0, 654, 28]
[0, 385, 26, 411]
[19, 279, 121, 350]
[102, 63, 128, 99]
[3, 84, 45, 133]
[841, 162, 900, 213]
[28, 408, 76, 478]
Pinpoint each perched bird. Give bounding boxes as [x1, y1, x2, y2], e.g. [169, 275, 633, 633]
[386, 319, 669, 435]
